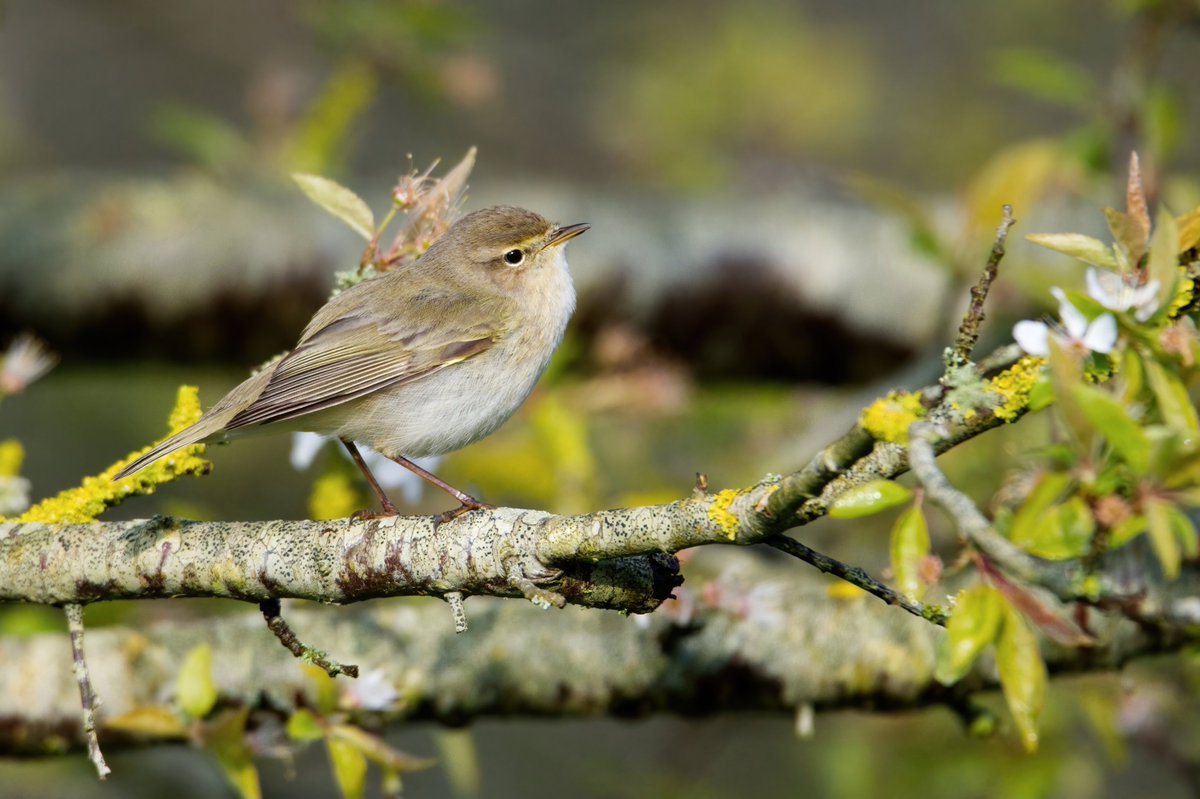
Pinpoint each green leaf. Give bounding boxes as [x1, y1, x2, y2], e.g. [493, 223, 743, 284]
[1109, 514, 1147, 549]
[434, 729, 480, 799]
[1027, 372, 1055, 412]
[996, 601, 1048, 753]
[1048, 496, 1096, 559]
[293, 174, 376, 240]
[1145, 497, 1181, 579]
[1145, 359, 1199, 433]
[1009, 472, 1072, 551]
[329, 724, 436, 773]
[327, 736, 368, 799]
[177, 644, 218, 719]
[1168, 504, 1199, 560]
[1120, 347, 1145, 405]
[1071, 383, 1150, 473]
[1177, 205, 1200, 253]
[1025, 232, 1118, 269]
[890, 504, 931, 599]
[1047, 338, 1094, 452]
[1105, 208, 1148, 268]
[1146, 208, 1181, 312]
[828, 480, 913, 518]
[935, 585, 1004, 685]
[302, 663, 340, 716]
[287, 709, 326, 743]
[207, 708, 261, 799]
[105, 705, 188, 739]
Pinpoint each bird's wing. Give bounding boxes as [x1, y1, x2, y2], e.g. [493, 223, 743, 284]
[225, 284, 507, 430]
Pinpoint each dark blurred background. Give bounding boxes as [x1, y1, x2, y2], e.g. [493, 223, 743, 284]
[2, 1, 1200, 797]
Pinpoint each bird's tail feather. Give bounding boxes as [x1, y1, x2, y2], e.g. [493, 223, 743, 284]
[113, 421, 218, 480]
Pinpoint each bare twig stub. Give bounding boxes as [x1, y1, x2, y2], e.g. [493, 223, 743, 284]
[64, 603, 110, 779]
[259, 598, 359, 678]
[952, 204, 1016, 364]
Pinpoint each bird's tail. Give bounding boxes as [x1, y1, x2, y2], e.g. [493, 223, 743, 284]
[113, 420, 221, 480]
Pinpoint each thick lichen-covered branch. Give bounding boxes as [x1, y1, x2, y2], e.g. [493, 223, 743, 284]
[0, 343, 1043, 613]
[0, 552, 1194, 757]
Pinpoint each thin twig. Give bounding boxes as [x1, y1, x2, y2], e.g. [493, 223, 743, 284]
[907, 422, 1136, 607]
[952, 205, 1015, 364]
[259, 599, 359, 678]
[65, 603, 110, 779]
[768, 537, 948, 625]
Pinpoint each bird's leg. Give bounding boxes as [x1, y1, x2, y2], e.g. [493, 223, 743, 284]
[383, 452, 495, 525]
[340, 439, 402, 517]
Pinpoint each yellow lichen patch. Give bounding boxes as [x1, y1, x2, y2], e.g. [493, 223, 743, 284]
[707, 489, 743, 540]
[861, 391, 925, 444]
[989, 356, 1044, 422]
[0, 439, 24, 477]
[10, 386, 210, 524]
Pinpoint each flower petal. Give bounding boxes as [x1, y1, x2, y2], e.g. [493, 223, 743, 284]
[1052, 287, 1090, 338]
[1014, 320, 1052, 356]
[1133, 280, 1161, 322]
[1081, 314, 1118, 354]
[1086, 268, 1129, 311]
[290, 432, 330, 471]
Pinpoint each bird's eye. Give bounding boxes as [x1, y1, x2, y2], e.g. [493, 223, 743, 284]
[503, 249, 525, 266]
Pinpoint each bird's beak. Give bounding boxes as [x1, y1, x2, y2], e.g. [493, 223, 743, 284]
[545, 222, 590, 248]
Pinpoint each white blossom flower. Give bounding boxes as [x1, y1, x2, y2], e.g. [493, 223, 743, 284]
[1013, 287, 1118, 357]
[0, 334, 57, 395]
[1085, 268, 1160, 322]
[343, 668, 399, 711]
[289, 432, 442, 505]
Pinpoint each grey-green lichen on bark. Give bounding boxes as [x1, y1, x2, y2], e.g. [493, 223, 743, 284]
[0, 551, 1177, 756]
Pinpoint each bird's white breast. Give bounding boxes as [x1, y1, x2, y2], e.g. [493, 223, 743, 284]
[324, 250, 576, 458]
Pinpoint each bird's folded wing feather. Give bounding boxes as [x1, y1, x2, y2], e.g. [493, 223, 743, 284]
[226, 286, 505, 429]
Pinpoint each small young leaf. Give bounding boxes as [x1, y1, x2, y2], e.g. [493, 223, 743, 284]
[329, 724, 437, 772]
[1071, 383, 1150, 473]
[1046, 338, 1094, 452]
[105, 705, 188, 739]
[293, 174, 376, 240]
[1109, 514, 1147, 549]
[1145, 359, 1200, 433]
[1177, 205, 1200, 253]
[1167, 504, 1199, 560]
[890, 504, 931, 599]
[1146, 208, 1181, 311]
[287, 709, 326, 742]
[1124, 152, 1151, 243]
[996, 601, 1048, 753]
[302, 662, 340, 716]
[1025, 232, 1119, 269]
[327, 736, 368, 799]
[829, 480, 913, 518]
[1105, 208, 1147, 268]
[206, 708, 262, 799]
[1145, 497, 1181, 579]
[177, 644, 218, 719]
[1009, 472, 1072, 551]
[935, 585, 1004, 685]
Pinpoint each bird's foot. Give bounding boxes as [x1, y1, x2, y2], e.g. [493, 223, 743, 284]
[432, 497, 496, 527]
[350, 498, 402, 521]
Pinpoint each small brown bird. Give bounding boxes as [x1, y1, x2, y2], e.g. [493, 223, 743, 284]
[117, 206, 588, 522]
